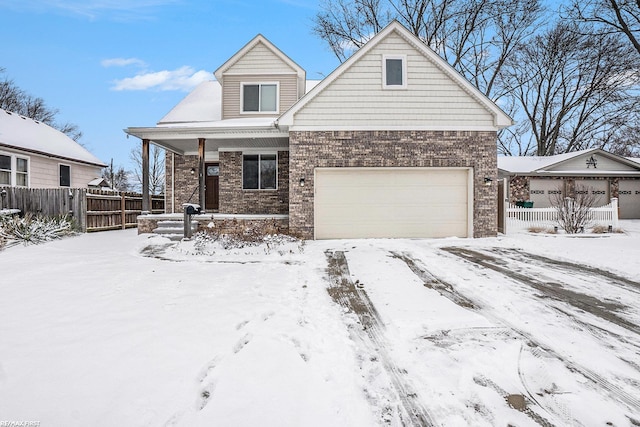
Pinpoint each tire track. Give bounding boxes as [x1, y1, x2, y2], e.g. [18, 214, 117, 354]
[325, 250, 435, 427]
[442, 247, 640, 335]
[393, 250, 640, 421]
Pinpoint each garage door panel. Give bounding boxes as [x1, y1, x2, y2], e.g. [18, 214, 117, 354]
[315, 168, 470, 239]
[619, 180, 640, 219]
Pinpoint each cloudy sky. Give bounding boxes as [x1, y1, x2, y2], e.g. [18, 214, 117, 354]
[0, 0, 339, 170]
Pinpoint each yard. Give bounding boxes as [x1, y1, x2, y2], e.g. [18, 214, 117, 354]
[1, 224, 640, 426]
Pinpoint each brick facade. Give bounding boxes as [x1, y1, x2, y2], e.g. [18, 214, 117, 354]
[165, 153, 200, 213]
[218, 150, 289, 215]
[288, 130, 498, 239]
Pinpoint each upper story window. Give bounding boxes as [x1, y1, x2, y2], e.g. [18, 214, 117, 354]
[0, 153, 29, 187]
[59, 164, 71, 187]
[242, 82, 278, 113]
[382, 55, 407, 89]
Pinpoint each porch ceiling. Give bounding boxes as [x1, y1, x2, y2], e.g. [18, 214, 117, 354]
[125, 126, 289, 155]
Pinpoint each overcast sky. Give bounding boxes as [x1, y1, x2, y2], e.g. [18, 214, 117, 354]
[0, 0, 339, 171]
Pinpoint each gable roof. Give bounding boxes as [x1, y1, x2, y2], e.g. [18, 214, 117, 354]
[0, 108, 105, 167]
[498, 148, 640, 174]
[214, 34, 305, 81]
[278, 21, 513, 128]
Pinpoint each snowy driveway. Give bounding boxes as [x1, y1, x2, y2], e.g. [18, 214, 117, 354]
[1, 226, 640, 426]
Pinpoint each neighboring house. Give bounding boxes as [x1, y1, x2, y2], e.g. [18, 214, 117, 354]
[0, 108, 106, 188]
[498, 148, 640, 218]
[126, 21, 513, 239]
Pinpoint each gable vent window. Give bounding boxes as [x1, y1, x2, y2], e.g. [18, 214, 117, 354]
[242, 83, 278, 113]
[383, 55, 407, 89]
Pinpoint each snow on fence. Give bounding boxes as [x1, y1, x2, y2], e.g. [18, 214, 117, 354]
[506, 198, 618, 232]
[0, 187, 164, 232]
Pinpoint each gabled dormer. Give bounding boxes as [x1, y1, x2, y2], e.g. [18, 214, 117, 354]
[214, 35, 306, 120]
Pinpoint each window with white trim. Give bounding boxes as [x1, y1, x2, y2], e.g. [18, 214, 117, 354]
[0, 153, 29, 187]
[16, 157, 28, 187]
[242, 83, 278, 113]
[0, 154, 10, 185]
[59, 164, 71, 187]
[242, 154, 277, 189]
[382, 55, 407, 89]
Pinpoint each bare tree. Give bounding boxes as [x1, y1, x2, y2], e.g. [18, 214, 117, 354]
[313, 0, 545, 100]
[565, 0, 640, 56]
[552, 184, 599, 233]
[101, 165, 132, 192]
[0, 68, 83, 141]
[129, 145, 165, 195]
[500, 22, 640, 156]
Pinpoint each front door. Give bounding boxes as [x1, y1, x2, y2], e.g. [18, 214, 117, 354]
[205, 163, 219, 211]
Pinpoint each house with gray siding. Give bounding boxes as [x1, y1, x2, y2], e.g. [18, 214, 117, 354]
[126, 21, 513, 239]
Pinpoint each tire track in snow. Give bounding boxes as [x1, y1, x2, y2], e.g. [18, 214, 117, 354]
[325, 250, 435, 427]
[410, 248, 640, 419]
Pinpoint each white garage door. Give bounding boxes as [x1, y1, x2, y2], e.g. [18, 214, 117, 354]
[619, 180, 640, 219]
[314, 168, 471, 239]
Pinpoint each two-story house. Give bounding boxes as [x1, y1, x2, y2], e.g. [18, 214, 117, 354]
[126, 21, 513, 239]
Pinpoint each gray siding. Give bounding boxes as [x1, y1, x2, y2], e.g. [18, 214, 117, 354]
[222, 74, 299, 119]
[292, 31, 496, 129]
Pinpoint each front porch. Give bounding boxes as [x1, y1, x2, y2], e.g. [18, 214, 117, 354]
[138, 213, 289, 240]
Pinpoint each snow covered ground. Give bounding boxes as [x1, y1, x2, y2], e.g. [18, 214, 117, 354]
[1, 223, 640, 426]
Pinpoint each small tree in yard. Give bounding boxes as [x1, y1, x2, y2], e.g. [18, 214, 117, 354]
[551, 185, 598, 233]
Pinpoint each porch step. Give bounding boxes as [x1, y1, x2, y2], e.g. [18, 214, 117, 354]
[153, 220, 199, 241]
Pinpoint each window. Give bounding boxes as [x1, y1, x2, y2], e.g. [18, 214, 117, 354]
[0, 153, 28, 186]
[383, 55, 407, 89]
[16, 157, 28, 187]
[242, 154, 277, 189]
[242, 83, 278, 113]
[59, 164, 70, 187]
[0, 154, 10, 185]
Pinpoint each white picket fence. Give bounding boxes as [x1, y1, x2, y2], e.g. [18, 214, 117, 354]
[506, 198, 618, 232]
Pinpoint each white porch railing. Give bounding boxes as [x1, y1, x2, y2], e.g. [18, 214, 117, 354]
[506, 198, 618, 232]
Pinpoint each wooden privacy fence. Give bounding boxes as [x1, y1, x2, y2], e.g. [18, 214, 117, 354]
[0, 187, 164, 232]
[506, 198, 619, 232]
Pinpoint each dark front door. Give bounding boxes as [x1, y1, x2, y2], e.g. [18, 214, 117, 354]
[205, 163, 219, 211]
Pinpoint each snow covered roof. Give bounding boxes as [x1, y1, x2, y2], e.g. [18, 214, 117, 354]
[157, 80, 222, 125]
[498, 150, 588, 173]
[499, 148, 640, 174]
[0, 108, 106, 167]
[155, 79, 323, 128]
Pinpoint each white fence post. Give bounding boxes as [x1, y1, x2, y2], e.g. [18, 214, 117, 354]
[611, 198, 619, 229]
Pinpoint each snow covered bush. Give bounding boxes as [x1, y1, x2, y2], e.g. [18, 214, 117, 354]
[551, 185, 597, 234]
[191, 228, 305, 256]
[0, 213, 75, 248]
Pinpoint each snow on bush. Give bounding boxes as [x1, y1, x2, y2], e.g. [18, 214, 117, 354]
[0, 213, 75, 249]
[190, 230, 305, 256]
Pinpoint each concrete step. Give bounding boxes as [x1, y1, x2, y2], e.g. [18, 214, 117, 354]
[153, 219, 198, 239]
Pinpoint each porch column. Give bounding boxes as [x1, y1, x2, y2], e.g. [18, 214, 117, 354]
[198, 138, 206, 209]
[141, 138, 150, 214]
